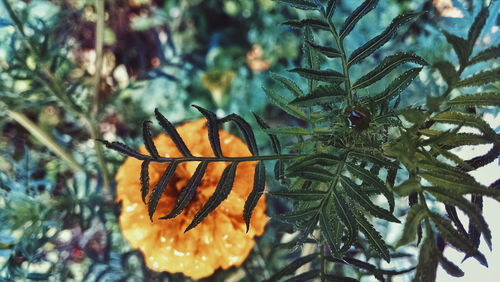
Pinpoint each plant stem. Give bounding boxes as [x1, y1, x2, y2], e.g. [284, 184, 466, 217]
[93, 0, 105, 117]
[2, 0, 111, 190]
[7, 110, 84, 172]
[129, 153, 305, 163]
[320, 243, 326, 282]
[324, 15, 354, 107]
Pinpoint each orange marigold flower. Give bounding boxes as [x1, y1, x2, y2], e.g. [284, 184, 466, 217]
[116, 119, 268, 279]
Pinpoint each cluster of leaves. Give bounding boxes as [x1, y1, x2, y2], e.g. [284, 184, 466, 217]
[102, 0, 500, 281]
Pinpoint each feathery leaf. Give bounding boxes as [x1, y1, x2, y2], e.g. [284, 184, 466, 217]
[185, 162, 239, 232]
[283, 19, 330, 31]
[97, 140, 149, 160]
[353, 211, 390, 262]
[160, 161, 209, 220]
[455, 67, 500, 88]
[148, 162, 179, 220]
[264, 253, 319, 282]
[140, 160, 150, 204]
[193, 105, 223, 157]
[154, 108, 192, 157]
[271, 190, 326, 201]
[219, 113, 259, 156]
[370, 67, 422, 105]
[142, 120, 160, 159]
[306, 41, 341, 58]
[443, 32, 470, 67]
[348, 11, 421, 66]
[289, 68, 344, 83]
[275, 0, 319, 10]
[353, 52, 427, 90]
[341, 176, 399, 222]
[340, 0, 378, 39]
[395, 204, 427, 248]
[263, 87, 310, 121]
[243, 162, 266, 232]
[448, 92, 500, 107]
[468, 44, 500, 65]
[271, 72, 305, 97]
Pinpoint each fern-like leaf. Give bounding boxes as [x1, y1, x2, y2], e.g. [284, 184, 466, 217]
[185, 162, 239, 232]
[159, 161, 209, 220]
[140, 160, 150, 204]
[275, 0, 319, 10]
[455, 67, 500, 88]
[283, 19, 330, 31]
[271, 72, 305, 97]
[154, 108, 192, 157]
[142, 120, 160, 159]
[353, 52, 427, 90]
[341, 176, 399, 222]
[219, 113, 259, 155]
[263, 87, 309, 121]
[193, 105, 223, 157]
[263, 253, 319, 282]
[289, 68, 344, 83]
[447, 92, 500, 107]
[147, 161, 179, 220]
[370, 67, 422, 105]
[306, 41, 341, 58]
[243, 162, 266, 232]
[395, 204, 428, 248]
[270, 190, 326, 201]
[353, 211, 390, 262]
[97, 140, 149, 160]
[443, 32, 470, 67]
[468, 44, 500, 65]
[339, 0, 378, 39]
[348, 11, 422, 66]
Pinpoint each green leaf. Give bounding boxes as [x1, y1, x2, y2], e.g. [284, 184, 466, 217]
[270, 190, 326, 201]
[339, 0, 378, 39]
[306, 41, 341, 58]
[349, 149, 399, 169]
[160, 161, 209, 220]
[264, 127, 312, 136]
[274, 205, 320, 225]
[271, 72, 305, 97]
[263, 87, 309, 121]
[438, 254, 464, 277]
[325, 0, 337, 19]
[395, 204, 428, 248]
[142, 120, 160, 159]
[413, 235, 439, 282]
[331, 190, 357, 249]
[345, 162, 395, 212]
[140, 160, 150, 204]
[429, 145, 475, 171]
[219, 113, 259, 155]
[455, 67, 500, 88]
[264, 253, 319, 282]
[193, 105, 223, 157]
[97, 139, 149, 160]
[155, 108, 192, 157]
[287, 153, 341, 172]
[275, 0, 319, 10]
[185, 162, 239, 232]
[370, 67, 422, 105]
[448, 92, 500, 107]
[148, 162, 179, 220]
[289, 68, 344, 83]
[290, 89, 343, 107]
[393, 178, 422, 197]
[429, 212, 487, 266]
[443, 31, 470, 67]
[467, 7, 489, 49]
[253, 113, 282, 155]
[287, 166, 335, 182]
[243, 162, 266, 232]
[353, 52, 427, 90]
[431, 111, 496, 139]
[468, 44, 500, 65]
[348, 11, 421, 66]
[303, 26, 320, 77]
[320, 200, 343, 257]
[341, 176, 399, 222]
[419, 129, 490, 147]
[325, 274, 359, 282]
[425, 186, 492, 249]
[434, 61, 459, 86]
[283, 19, 330, 31]
[353, 211, 390, 262]
[399, 108, 428, 125]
